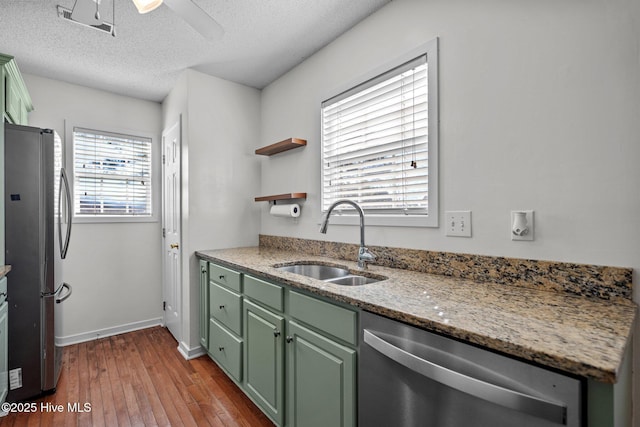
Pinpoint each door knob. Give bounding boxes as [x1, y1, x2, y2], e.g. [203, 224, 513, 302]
[170, 243, 179, 249]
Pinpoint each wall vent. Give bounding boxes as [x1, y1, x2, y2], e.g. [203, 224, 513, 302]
[57, 5, 114, 35]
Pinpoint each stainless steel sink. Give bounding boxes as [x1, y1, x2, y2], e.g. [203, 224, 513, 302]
[274, 262, 385, 286]
[275, 264, 350, 280]
[324, 275, 380, 286]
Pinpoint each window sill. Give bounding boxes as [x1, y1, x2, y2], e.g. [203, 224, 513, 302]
[320, 213, 438, 228]
[73, 215, 158, 224]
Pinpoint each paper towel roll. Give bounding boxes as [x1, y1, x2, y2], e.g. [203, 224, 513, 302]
[270, 203, 301, 218]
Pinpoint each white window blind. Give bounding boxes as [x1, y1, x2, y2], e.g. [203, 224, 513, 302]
[321, 55, 429, 216]
[73, 128, 152, 217]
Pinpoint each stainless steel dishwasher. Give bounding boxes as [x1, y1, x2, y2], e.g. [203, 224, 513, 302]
[359, 311, 584, 427]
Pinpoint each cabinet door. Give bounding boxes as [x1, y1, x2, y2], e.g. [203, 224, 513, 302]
[199, 260, 209, 351]
[5, 74, 21, 124]
[287, 320, 356, 427]
[244, 299, 284, 426]
[0, 301, 7, 404]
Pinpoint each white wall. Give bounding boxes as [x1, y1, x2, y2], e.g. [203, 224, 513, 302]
[23, 73, 164, 343]
[162, 69, 261, 354]
[259, 0, 640, 423]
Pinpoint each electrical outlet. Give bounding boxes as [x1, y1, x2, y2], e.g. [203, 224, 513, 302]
[445, 211, 472, 237]
[511, 210, 534, 241]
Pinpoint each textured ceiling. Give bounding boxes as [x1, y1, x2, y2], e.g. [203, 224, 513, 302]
[0, 0, 390, 102]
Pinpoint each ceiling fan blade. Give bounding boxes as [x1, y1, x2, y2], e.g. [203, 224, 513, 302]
[163, 0, 224, 41]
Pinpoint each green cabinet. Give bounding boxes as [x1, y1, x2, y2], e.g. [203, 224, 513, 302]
[209, 318, 243, 382]
[287, 290, 357, 427]
[209, 263, 242, 292]
[199, 260, 209, 351]
[0, 277, 7, 405]
[0, 54, 32, 126]
[206, 262, 244, 383]
[199, 259, 358, 427]
[0, 54, 32, 269]
[5, 74, 24, 125]
[244, 298, 285, 425]
[287, 320, 356, 427]
[210, 282, 242, 335]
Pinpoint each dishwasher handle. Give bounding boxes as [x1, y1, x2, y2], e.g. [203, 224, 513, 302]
[363, 329, 567, 425]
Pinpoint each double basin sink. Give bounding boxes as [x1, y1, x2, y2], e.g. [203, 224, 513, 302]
[275, 262, 386, 286]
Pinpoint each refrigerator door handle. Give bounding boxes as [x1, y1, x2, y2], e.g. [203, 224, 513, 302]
[58, 168, 72, 259]
[43, 283, 72, 303]
[42, 282, 64, 298]
[55, 283, 72, 304]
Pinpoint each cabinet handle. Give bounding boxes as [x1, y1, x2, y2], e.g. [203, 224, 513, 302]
[219, 305, 225, 310]
[286, 336, 293, 343]
[219, 275, 225, 280]
[218, 347, 224, 352]
[273, 330, 281, 337]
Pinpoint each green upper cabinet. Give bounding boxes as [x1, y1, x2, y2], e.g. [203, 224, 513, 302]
[0, 54, 33, 126]
[0, 54, 32, 266]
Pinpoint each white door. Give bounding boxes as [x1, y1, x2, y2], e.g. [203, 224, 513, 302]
[162, 118, 181, 341]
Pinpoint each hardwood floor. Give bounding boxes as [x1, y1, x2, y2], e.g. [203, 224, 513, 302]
[0, 326, 274, 427]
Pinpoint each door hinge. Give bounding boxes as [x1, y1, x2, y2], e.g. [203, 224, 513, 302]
[162, 154, 166, 165]
[162, 228, 166, 238]
[163, 301, 166, 311]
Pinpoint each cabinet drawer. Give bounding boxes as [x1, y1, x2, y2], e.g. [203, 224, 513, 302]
[210, 282, 242, 335]
[209, 319, 243, 382]
[289, 291, 358, 346]
[209, 263, 242, 292]
[244, 275, 283, 312]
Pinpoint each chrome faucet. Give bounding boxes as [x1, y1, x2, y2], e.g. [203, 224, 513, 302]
[319, 199, 376, 270]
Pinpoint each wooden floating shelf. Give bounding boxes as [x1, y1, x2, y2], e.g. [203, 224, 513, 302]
[255, 138, 307, 156]
[255, 193, 307, 202]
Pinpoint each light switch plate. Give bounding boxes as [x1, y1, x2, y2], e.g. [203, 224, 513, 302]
[445, 211, 472, 237]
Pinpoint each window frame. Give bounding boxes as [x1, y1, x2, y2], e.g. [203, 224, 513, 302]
[320, 38, 439, 228]
[66, 122, 159, 224]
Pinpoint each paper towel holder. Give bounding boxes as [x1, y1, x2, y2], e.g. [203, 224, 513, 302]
[270, 203, 301, 218]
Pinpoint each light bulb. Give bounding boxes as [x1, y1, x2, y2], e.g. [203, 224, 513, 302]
[132, 0, 163, 14]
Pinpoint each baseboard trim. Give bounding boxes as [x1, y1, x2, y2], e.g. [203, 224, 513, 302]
[177, 341, 207, 360]
[55, 317, 164, 346]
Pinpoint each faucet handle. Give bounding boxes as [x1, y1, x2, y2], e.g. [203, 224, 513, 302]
[357, 246, 376, 269]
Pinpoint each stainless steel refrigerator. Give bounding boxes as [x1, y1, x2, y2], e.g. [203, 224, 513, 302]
[4, 123, 72, 402]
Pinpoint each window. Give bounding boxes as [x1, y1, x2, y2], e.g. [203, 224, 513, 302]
[321, 39, 438, 227]
[73, 127, 152, 218]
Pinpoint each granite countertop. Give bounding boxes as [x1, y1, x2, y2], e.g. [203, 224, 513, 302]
[196, 246, 636, 384]
[0, 265, 11, 280]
